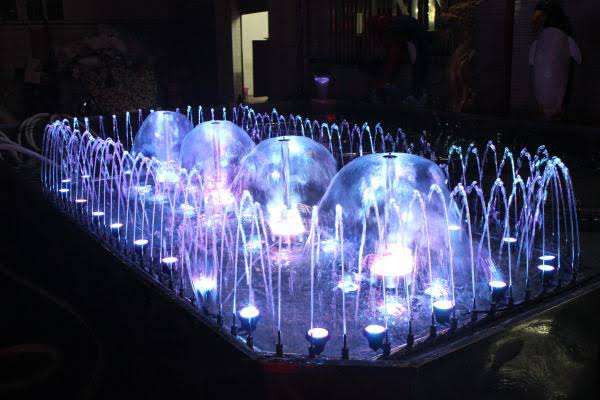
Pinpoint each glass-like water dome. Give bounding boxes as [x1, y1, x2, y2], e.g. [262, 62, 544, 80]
[180, 120, 255, 188]
[319, 152, 452, 239]
[318, 153, 463, 304]
[234, 136, 337, 236]
[131, 110, 193, 162]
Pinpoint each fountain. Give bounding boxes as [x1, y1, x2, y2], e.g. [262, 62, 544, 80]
[131, 110, 193, 162]
[40, 105, 583, 361]
[234, 135, 337, 237]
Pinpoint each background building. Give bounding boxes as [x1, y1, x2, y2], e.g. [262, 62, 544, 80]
[1, 0, 599, 124]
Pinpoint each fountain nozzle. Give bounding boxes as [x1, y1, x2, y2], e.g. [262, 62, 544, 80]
[363, 324, 387, 353]
[306, 328, 329, 357]
[538, 264, 556, 287]
[237, 305, 260, 333]
[489, 280, 508, 303]
[275, 330, 283, 357]
[433, 299, 454, 324]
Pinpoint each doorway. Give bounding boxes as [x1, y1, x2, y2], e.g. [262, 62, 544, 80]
[241, 11, 269, 103]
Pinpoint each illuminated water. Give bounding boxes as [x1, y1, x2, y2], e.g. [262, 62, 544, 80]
[42, 105, 580, 359]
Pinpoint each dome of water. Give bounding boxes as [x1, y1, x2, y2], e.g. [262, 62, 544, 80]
[319, 153, 463, 281]
[234, 136, 337, 236]
[180, 120, 255, 187]
[131, 111, 193, 162]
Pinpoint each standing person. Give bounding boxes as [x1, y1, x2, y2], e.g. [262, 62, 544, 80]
[529, 0, 581, 119]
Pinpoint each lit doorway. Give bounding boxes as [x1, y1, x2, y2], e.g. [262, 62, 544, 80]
[241, 11, 269, 103]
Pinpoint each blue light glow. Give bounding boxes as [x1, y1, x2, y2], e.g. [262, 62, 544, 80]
[314, 76, 330, 86]
[364, 324, 386, 335]
[40, 107, 580, 360]
[447, 224, 461, 231]
[192, 276, 217, 295]
[307, 327, 329, 339]
[161, 256, 178, 264]
[537, 264, 555, 272]
[489, 280, 507, 289]
[433, 299, 454, 310]
[239, 305, 260, 319]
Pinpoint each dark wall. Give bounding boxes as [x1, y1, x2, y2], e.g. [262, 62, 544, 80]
[0, 0, 219, 118]
[473, 0, 513, 115]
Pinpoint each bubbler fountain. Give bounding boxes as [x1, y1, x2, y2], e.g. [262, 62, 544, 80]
[40, 104, 582, 361]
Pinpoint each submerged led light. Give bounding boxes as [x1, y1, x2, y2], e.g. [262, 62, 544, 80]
[238, 305, 260, 333]
[539, 255, 556, 262]
[268, 205, 305, 237]
[447, 224, 461, 232]
[61, 178, 72, 183]
[538, 264, 556, 285]
[305, 327, 330, 356]
[433, 299, 454, 324]
[75, 198, 87, 204]
[502, 237, 517, 244]
[109, 222, 123, 229]
[371, 246, 414, 278]
[161, 256, 178, 265]
[91, 211, 105, 217]
[537, 264, 555, 272]
[58, 188, 70, 194]
[81, 174, 91, 179]
[489, 280, 508, 303]
[363, 324, 387, 351]
[133, 238, 149, 246]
